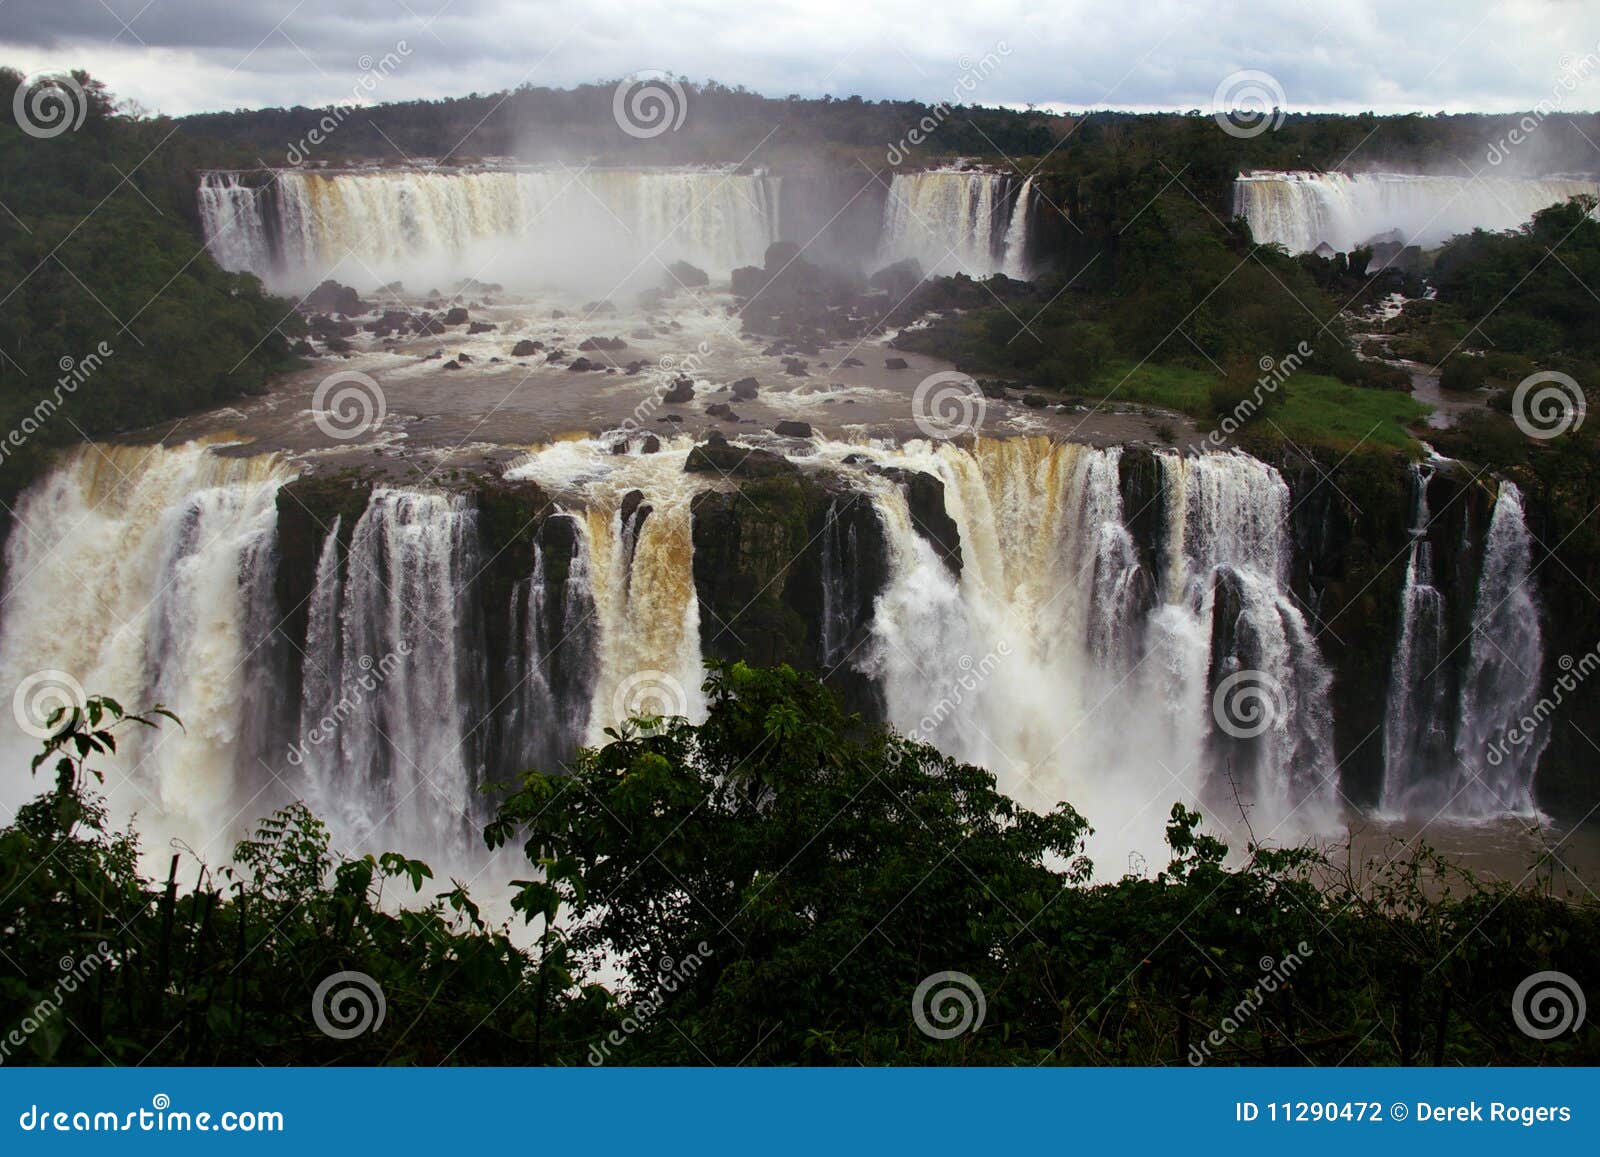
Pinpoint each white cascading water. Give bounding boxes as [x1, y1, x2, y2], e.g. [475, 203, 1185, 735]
[877, 170, 1027, 277]
[1379, 464, 1451, 814]
[198, 172, 277, 277]
[296, 490, 490, 856]
[832, 438, 1336, 867]
[502, 438, 708, 741]
[1234, 170, 1600, 253]
[1451, 482, 1546, 816]
[503, 516, 599, 772]
[0, 442, 293, 861]
[1379, 479, 1547, 818]
[199, 168, 782, 289]
[1000, 174, 1035, 280]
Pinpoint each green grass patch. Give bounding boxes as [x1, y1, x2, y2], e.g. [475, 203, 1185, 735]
[1090, 362, 1431, 453]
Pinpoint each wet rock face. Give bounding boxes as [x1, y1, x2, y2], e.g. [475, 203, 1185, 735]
[690, 474, 892, 718]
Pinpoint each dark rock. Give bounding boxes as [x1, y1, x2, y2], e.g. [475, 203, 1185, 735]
[442, 359, 462, 370]
[663, 377, 695, 404]
[882, 468, 961, 575]
[567, 357, 599, 372]
[511, 339, 543, 356]
[685, 440, 798, 478]
[665, 260, 710, 288]
[869, 257, 924, 296]
[884, 357, 909, 370]
[300, 279, 366, 316]
[640, 435, 661, 454]
[706, 402, 741, 420]
[443, 307, 470, 326]
[730, 377, 759, 400]
[468, 321, 496, 334]
[774, 420, 813, 438]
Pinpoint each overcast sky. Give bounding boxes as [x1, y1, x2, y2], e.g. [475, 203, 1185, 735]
[3, 0, 1600, 117]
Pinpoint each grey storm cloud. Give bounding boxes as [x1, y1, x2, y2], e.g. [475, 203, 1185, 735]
[3, 0, 1600, 115]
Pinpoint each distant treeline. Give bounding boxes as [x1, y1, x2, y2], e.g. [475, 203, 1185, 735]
[177, 77, 1600, 178]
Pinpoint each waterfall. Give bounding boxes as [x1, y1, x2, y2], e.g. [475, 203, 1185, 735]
[502, 438, 708, 740]
[1001, 175, 1034, 279]
[877, 170, 1014, 277]
[503, 516, 600, 772]
[1452, 482, 1546, 816]
[0, 436, 1561, 881]
[293, 490, 492, 855]
[1234, 170, 1600, 253]
[1378, 479, 1547, 818]
[199, 167, 781, 290]
[1380, 466, 1452, 813]
[818, 498, 865, 664]
[850, 439, 1334, 865]
[198, 172, 274, 276]
[0, 443, 294, 857]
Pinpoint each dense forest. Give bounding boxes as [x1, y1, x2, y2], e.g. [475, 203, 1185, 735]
[4, 666, 1595, 1066]
[0, 68, 303, 507]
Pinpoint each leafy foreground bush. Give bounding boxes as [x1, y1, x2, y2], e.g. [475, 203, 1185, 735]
[2, 668, 1595, 1065]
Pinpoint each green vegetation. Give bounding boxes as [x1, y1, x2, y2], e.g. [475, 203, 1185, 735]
[1099, 362, 1429, 452]
[7, 666, 1596, 1066]
[0, 69, 303, 505]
